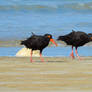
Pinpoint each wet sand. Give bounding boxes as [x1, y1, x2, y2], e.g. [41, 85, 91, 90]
[0, 57, 92, 92]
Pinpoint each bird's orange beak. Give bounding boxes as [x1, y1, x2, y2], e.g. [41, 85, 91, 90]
[50, 39, 58, 46]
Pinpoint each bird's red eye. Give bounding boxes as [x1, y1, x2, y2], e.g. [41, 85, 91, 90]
[47, 35, 51, 38]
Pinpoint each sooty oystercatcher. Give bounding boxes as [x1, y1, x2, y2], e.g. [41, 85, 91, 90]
[21, 33, 58, 62]
[57, 30, 92, 60]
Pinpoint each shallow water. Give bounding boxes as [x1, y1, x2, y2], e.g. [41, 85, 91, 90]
[0, 0, 92, 40]
[0, 46, 92, 56]
[0, 0, 92, 56]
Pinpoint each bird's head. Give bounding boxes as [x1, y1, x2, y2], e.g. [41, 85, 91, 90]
[88, 33, 92, 41]
[44, 34, 52, 39]
[44, 34, 58, 46]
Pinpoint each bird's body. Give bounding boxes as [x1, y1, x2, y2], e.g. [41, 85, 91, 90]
[58, 30, 92, 60]
[21, 33, 57, 62]
[21, 35, 50, 52]
[58, 31, 91, 48]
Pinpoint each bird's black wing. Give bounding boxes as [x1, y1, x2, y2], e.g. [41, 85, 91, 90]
[73, 31, 89, 46]
[21, 35, 38, 48]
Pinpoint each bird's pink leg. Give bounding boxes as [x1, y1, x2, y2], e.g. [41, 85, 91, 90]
[70, 46, 75, 59]
[30, 50, 34, 63]
[75, 47, 81, 60]
[40, 53, 44, 62]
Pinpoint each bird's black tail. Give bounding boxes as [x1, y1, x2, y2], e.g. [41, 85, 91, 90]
[21, 41, 25, 45]
[31, 32, 35, 36]
[72, 29, 75, 32]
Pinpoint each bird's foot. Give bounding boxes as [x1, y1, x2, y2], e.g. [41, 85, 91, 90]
[41, 57, 49, 62]
[40, 53, 45, 62]
[70, 53, 75, 59]
[30, 59, 35, 63]
[77, 56, 83, 61]
[41, 59, 44, 62]
[46, 58, 48, 62]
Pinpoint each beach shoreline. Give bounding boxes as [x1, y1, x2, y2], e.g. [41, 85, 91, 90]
[0, 56, 92, 92]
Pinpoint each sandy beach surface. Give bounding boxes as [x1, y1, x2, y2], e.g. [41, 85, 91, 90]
[0, 57, 92, 92]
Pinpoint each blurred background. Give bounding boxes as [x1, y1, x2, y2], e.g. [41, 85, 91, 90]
[0, 0, 92, 56]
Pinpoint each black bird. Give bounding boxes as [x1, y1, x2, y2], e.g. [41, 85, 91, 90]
[57, 30, 92, 60]
[21, 33, 58, 62]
